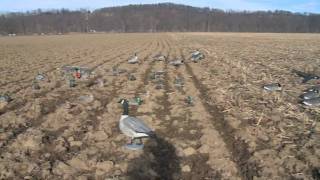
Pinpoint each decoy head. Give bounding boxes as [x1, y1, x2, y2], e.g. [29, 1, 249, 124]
[118, 99, 128, 104]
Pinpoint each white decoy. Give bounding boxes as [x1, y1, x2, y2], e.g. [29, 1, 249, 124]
[191, 50, 204, 62]
[169, 59, 184, 67]
[128, 53, 139, 64]
[302, 97, 320, 106]
[263, 83, 282, 91]
[118, 99, 154, 150]
[153, 54, 166, 61]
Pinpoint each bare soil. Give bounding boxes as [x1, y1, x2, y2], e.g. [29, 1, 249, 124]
[0, 33, 319, 180]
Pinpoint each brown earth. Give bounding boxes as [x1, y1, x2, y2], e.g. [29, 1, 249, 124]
[0, 33, 319, 180]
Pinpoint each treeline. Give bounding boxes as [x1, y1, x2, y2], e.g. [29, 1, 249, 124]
[1, 3, 320, 34]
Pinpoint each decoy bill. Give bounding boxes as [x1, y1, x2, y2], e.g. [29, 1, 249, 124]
[118, 99, 154, 150]
[263, 83, 282, 91]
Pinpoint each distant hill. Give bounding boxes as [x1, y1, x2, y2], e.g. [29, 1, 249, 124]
[0, 3, 320, 34]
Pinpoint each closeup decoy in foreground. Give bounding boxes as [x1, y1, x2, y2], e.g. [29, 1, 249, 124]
[118, 99, 154, 150]
[300, 90, 320, 100]
[263, 83, 282, 91]
[128, 53, 139, 64]
[292, 69, 320, 83]
[302, 97, 320, 106]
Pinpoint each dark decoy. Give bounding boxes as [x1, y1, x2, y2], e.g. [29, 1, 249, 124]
[292, 69, 320, 83]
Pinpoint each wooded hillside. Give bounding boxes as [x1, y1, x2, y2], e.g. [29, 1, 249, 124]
[1, 3, 320, 34]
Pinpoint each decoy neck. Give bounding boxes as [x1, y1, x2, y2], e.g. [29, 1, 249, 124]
[118, 99, 129, 115]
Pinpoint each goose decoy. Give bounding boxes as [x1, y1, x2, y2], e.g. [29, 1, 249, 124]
[292, 69, 320, 83]
[128, 53, 139, 64]
[305, 85, 320, 92]
[263, 83, 282, 91]
[300, 90, 320, 100]
[302, 97, 320, 106]
[169, 59, 184, 67]
[118, 99, 154, 150]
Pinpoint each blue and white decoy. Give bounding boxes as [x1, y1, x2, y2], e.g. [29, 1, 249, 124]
[118, 99, 154, 150]
[191, 50, 204, 62]
[128, 53, 139, 64]
[305, 85, 320, 92]
[263, 83, 282, 91]
[302, 97, 320, 106]
[300, 90, 320, 100]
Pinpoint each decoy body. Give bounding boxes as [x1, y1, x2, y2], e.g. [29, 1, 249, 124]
[169, 59, 184, 67]
[191, 50, 204, 62]
[263, 83, 282, 91]
[300, 90, 320, 100]
[35, 73, 46, 81]
[302, 97, 320, 106]
[153, 54, 166, 61]
[292, 69, 320, 83]
[118, 99, 154, 150]
[128, 53, 139, 64]
[0, 94, 12, 103]
[305, 85, 320, 92]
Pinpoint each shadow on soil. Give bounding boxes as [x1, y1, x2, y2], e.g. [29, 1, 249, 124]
[127, 134, 181, 180]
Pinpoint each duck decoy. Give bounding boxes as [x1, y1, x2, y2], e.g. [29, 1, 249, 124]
[35, 73, 46, 81]
[169, 59, 184, 67]
[153, 54, 166, 61]
[0, 93, 12, 103]
[292, 69, 320, 83]
[67, 75, 76, 87]
[118, 99, 154, 150]
[174, 77, 184, 88]
[263, 83, 282, 91]
[300, 90, 320, 100]
[128, 53, 139, 64]
[191, 50, 204, 62]
[305, 85, 320, 92]
[302, 97, 320, 106]
[185, 96, 194, 106]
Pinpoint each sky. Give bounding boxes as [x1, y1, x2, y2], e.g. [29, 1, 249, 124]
[0, 0, 319, 13]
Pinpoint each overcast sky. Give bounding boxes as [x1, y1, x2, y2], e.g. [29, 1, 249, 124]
[0, 0, 319, 13]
